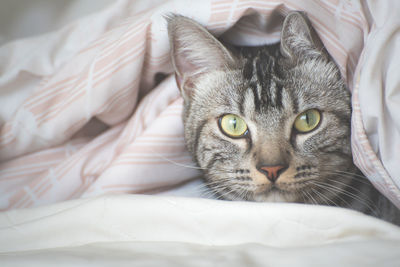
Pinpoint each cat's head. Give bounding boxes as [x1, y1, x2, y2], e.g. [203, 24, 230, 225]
[167, 12, 354, 203]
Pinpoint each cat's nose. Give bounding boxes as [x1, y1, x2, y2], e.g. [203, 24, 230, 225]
[258, 165, 287, 182]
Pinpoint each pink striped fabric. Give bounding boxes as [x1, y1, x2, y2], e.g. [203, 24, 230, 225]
[1, 0, 399, 210]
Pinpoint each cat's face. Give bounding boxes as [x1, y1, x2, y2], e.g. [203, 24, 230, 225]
[168, 12, 354, 203]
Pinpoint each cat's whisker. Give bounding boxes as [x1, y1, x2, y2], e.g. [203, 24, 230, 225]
[310, 187, 338, 207]
[198, 189, 217, 199]
[244, 187, 254, 201]
[323, 185, 379, 218]
[234, 185, 251, 201]
[202, 180, 231, 198]
[205, 177, 233, 186]
[143, 147, 242, 175]
[322, 168, 373, 186]
[234, 186, 251, 201]
[143, 150, 202, 170]
[322, 176, 374, 200]
[188, 183, 214, 198]
[201, 184, 222, 200]
[311, 180, 379, 217]
[307, 188, 322, 205]
[320, 164, 369, 179]
[302, 190, 312, 205]
[299, 191, 309, 204]
[323, 177, 377, 206]
[318, 184, 351, 208]
[181, 176, 240, 199]
[304, 190, 317, 205]
[309, 181, 347, 208]
[194, 174, 255, 201]
[215, 184, 244, 201]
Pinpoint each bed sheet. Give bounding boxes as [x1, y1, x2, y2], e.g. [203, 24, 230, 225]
[0, 0, 399, 210]
[0, 194, 399, 266]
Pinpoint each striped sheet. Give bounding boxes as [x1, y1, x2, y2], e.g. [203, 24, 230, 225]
[0, 0, 399, 209]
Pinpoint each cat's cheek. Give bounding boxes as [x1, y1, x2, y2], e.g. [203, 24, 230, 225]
[292, 118, 328, 152]
[213, 128, 250, 152]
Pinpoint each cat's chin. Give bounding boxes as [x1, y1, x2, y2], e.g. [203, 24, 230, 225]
[252, 191, 293, 203]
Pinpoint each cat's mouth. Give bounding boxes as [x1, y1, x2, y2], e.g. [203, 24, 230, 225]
[251, 184, 291, 198]
[249, 180, 311, 202]
[251, 184, 294, 202]
[255, 182, 303, 198]
[266, 184, 290, 194]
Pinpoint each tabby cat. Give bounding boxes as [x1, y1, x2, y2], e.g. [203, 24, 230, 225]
[167, 12, 400, 225]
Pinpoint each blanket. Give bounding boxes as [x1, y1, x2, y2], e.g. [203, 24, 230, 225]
[0, 194, 399, 266]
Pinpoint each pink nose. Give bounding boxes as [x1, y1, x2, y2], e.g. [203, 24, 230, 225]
[259, 165, 287, 182]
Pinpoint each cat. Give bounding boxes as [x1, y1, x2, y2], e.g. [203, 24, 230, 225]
[166, 11, 400, 225]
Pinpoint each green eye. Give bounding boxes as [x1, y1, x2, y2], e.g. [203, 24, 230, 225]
[219, 114, 248, 138]
[294, 109, 321, 133]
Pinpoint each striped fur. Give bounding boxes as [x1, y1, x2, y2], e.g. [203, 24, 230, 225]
[168, 12, 400, 225]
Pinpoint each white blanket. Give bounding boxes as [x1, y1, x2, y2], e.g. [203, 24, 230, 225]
[0, 0, 399, 210]
[0, 194, 399, 266]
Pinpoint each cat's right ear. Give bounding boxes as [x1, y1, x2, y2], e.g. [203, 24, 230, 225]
[167, 15, 236, 101]
[280, 11, 329, 62]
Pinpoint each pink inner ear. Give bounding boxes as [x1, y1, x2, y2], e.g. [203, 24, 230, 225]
[174, 71, 197, 100]
[174, 49, 207, 100]
[168, 16, 237, 100]
[174, 48, 206, 77]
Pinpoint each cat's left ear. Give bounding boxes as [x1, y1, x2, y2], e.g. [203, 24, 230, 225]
[167, 15, 237, 101]
[280, 12, 329, 61]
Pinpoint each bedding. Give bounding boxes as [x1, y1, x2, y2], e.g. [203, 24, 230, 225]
[0, 0, 400, 265]
[0, 194, 400, 266]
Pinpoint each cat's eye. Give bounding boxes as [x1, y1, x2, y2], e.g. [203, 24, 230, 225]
[219, 114, 248, 138]
[294, 109, 321, 133]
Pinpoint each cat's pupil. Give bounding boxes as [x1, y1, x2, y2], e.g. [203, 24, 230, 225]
[305, 114, 310, 125]
[231, 118, 237, 129]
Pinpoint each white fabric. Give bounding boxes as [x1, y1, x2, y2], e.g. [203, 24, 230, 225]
[0, 0, 114, 46]
[0, 0, 399, 209]
[354, 0, 400, 197]
[0, 194, 399, 266]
